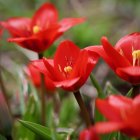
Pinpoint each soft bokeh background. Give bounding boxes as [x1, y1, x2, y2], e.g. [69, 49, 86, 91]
[0, 0, 140, 139]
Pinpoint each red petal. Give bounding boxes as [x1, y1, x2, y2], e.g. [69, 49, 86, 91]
[54, 40, 80, 74]
[95, 122, 125, 134]
[1, 18, 31, 37]
[25, 63, 41, 87]
[96, 98, 123, 121]
[44, 77, 56, 91]
[79, 130, 91, 140]
[133, 94, 140, 105]
[31, 59, 48, 74]
[86, 45, 119, 71]
[79, 128, 99, 140]
[8, 25, 62, 53]
[101, 37, 131, 68]
[53, 77, 80, 91]
[43, 58, 63, 81]
[8, 37, 44, 53]
[59, 18, 85, 32]
[31, 3, 58, 29]
[115, 32, 140, 64]
[70, 50, 98, 89]
[108, 95, 132, 109]
[116, 66, 140, 85]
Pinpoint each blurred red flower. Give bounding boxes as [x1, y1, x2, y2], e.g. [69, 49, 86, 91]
[95, 94, 140, 138]
[32, 40, 99, 91]
[87, 33, 140, 85]
[25, 63, 55, 91]
[1, 3, 85, 53]
[79, 127, 99, 140]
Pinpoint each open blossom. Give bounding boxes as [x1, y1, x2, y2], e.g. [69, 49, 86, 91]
[1, 3, 85, 53]
[87, 33, 140, 85]
[25, 63, 55, 91]
[32, 40, 99, 91]
[95, 94, 140, 138]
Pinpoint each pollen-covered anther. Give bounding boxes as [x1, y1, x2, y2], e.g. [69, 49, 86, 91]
[33, 25, 40, 34]
[64, 66, 72, 73]
[132, 50, 140, 66]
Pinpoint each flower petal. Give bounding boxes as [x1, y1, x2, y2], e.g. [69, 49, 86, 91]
[43, 58, 63, 81]
[95, 122, 125, 134]
[59, 18, 85, 32]
[86, 45, 119, 71]
[53, 77, 80, 91]
[79, 128, 99, 140]
[54, 40, 80, 74]
[101, 37, 131, 68]
[31, 3, 58, 29]
[115, 32, 140, 64]
[31, 59, 48, 74]
[116, 66, 140, 85]
[1, 18, 31, 37]
[96, 98, 123, 121]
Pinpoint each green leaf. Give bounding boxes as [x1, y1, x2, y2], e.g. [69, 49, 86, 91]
[104, 82, 120, 95]
[116, 132, 131, 140]
[126, 88, 133, 97]
[19, 120, 52, 140]
[90, 73, 104, 98]
[14, 94, 40, 140]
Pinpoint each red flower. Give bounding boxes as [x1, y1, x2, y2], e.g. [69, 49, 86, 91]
[79, 127, 99, 140]
[32, 40, 99, 91]
[1, 3, 85, 53]
[95, 94, 140, 138]
[87, 33, 140, 85]
[25, 63, 55, 91]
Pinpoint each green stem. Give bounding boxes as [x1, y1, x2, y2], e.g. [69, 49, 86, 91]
[0, 71, 11, 114]
[132, 85, 140, 98]
[38, 53, 46, 125]
[73, 90, 92, 127]
[90, 73, 104, 98]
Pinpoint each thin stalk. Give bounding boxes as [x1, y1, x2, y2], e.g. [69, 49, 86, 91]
[90, 73, 104, 98]
[73, 90, 91, 127]
[132, 85, 140, 98]
[0, 71, 11, 113]
[38, 53, 46, 125]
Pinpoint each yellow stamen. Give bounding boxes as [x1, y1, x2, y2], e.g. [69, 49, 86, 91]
[33, 25, 40, 34]
[132, 50, 140, 66]
[64, 66, 72, 73]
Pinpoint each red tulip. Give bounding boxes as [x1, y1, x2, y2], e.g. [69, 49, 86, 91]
[79, 127, 99, 140]
[86, 33, 140, 85]
[1, 3, 85, 53]
[95, 94, 140, 138]
[32, 40, 99, 91]
[25, 63, 55, 91]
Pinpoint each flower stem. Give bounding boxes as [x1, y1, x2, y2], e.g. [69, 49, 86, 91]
[90, 73, 104, 98]
[38, 53, 46, 125]
[73, 90, 91, 127]
[132, 85, 140, 98]
[0, 71, 11, 113]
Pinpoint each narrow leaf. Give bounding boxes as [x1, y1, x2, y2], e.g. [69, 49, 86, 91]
[19, 120, 52, 140]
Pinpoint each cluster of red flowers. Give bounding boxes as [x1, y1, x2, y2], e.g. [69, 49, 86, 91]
[0, 2, 140, 140]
